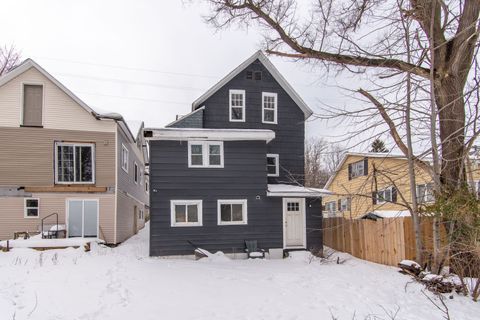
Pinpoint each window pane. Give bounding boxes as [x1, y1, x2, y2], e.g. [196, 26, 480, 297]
[385, 189, 392, 202]
[220, 204, 231, 222]
[231, 204, 243, 221]
[191, 155, 203, 166]
[175, 205, 186, 222]
[264, 109, 275, 122]
[187, 205, 198, 222]
[209, 155, 221, 165]
[26, 208, 38, 217]
[191, 144, 202, 154]
[77, 146, 93, 182]
[231, 107, 243, 120]
[209, 144, 220, 155]
[26, 199, 38, 207]
[58, 145, 74, 182]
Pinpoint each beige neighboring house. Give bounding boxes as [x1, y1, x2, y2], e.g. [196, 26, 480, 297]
[323, 152, 480, 219]
[0, 59, 149, 244]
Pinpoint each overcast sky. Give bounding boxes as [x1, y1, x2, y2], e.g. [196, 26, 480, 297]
[1, 0, 367, 145]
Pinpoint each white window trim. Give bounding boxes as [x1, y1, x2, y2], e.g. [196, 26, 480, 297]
[188, 141, 224, 168]
[134, 162, 139, 184]
[24, 198, 40, 219]
[416, 183, 435, 203]
[217, 199, 248, 225]
[376, 186, 393, 204]
[229, 89, 246, 122]
[262, 92, 278, 124]
[267, 153, 279, 177]
[121, 144, 129, 173]
[170, 200, 203, 227]
[54, 142, 96, 185]
[325, 201, 336, 215]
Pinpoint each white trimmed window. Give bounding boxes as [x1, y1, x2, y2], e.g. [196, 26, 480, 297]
[340, 198, 350, 211]
[350, 160, 365, 178]
[188, 141, 224, 168]
[417, 183, 435, 203]
[267, 154, 279, 177]
[134, 162, 139, 184]
[325, 201, 336, 215]
[262, 92, 277, 124]
[171, 200, 203, 227]
[376, 186, 393, 204]
[218, 199, 247, 225]
[121, 144, 129, 172]
[55, 142, 95, 184]
[24, 198, 39, 218]
[229, 89, 245, 122]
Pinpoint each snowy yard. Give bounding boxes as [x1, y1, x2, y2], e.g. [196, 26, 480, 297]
[0, 223, 478, 320]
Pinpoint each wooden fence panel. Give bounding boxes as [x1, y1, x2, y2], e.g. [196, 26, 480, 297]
[323, 217, 440, 267]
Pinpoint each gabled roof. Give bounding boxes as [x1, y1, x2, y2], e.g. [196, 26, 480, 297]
[191, 51, 313, 119]
[0, 58, 139, 143]
[323, 152, 411, 189]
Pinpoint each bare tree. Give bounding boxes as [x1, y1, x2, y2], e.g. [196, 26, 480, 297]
[0, 45, 21, 76]
[305, 138, 345, 188]
[204, 0, 480, 192]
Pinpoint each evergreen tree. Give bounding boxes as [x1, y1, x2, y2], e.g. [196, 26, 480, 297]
[370, 139, 389, 153]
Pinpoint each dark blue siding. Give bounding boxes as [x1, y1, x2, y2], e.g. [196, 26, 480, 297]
[168, 108, 204, 128]
[195, 59, 305, 185]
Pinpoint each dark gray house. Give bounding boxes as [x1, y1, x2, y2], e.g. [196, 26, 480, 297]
[145, 51, 329, 257]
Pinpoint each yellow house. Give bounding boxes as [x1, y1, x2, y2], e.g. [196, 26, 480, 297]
[323, 152, 480, 219]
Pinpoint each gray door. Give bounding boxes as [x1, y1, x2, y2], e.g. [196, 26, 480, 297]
[68, 200, 83, 237]
[68, 200, 98, 238]
[83, 200, 98, 237]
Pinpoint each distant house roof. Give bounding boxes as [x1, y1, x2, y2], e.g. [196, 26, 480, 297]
[323, 152, 431, 189]
[0, 58, 138, 143]
[360, 210, 411, 220]
[267, 184, 331, 197]
[191, 51, 313, 119]
[143, 128, 275, 143]
[166, 106, 204, 128]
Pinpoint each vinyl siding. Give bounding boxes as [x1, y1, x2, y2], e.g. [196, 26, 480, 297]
[195, 59, 305, 185]
[0, 67, 116, 132]
[116, 191, 146, 243]
[323, 155, 433, 218]
[0, 127, 115, 187]
[0, 193, 116, 243]
[116, 127, 148, 205]
[149, 140, 325, 256]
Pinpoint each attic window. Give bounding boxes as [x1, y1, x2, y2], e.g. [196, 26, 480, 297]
[246, 71, 253, 80]
[254, 71, 262, 80]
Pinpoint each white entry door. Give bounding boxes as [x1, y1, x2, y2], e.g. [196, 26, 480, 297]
[283, 198, 306, 248]
[67, 199, 99, 238]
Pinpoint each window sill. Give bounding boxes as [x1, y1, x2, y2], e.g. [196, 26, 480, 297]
[171, 223, 203, 227]
[20, 125, 43, 128]
[24, 216, 39, 219]
[218, 222, 248, 226]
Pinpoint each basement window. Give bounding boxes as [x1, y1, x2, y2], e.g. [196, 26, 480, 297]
[24, 198, 39, 218]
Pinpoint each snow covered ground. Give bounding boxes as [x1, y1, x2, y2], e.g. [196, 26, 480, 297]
[0, 223, 478, 320]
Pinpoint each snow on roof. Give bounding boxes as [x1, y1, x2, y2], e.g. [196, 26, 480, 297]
[125, 120, 144, 138]
[267, 184, 331, 197]
[191, 51, 313, 119]
[360, 210, 411, 219]
[144, 128, 276, 143]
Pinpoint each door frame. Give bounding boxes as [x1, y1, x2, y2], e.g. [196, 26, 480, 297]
[66, 198, 100, 238]
[282, 197, 306, 249]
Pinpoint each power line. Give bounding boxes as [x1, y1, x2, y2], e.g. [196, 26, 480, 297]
[36, 56, 220, 79]
[56, 72, 207, 91]
[76, 91, 192, 106]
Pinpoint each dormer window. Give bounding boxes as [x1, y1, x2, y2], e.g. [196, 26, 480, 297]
[262, 92, 277, 124]
[22, 84, 43, 127]
[229, 90, 245, 122]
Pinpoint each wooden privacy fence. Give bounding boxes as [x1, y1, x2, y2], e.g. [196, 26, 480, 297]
[323, 217, 443, 266]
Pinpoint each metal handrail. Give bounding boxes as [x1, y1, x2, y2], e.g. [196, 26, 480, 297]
[41, 212, 59, 239]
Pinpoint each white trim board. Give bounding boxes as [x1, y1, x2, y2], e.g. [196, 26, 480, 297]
[144, 128, 275, 143]
[191, 51, 313, 119]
